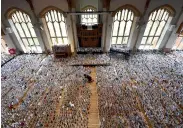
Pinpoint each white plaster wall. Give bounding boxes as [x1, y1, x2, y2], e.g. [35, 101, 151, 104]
[136, 24, 146, 49]
[101, 8, 107, 51]
[110, 0, 146, 13]
[71, 8, 78, 52]
[105, 14, 113, 51]
[2, 0, 32, 28]
[79, 0, 98, 10]
[40, 18, 52, 52]
[3, 34, 15, 49]
[8, 19, 27, 52]
[98, 0, 103, 11]
[2, 0, 30, 17]
[66, 15, 75, 53]
[32, 0, 68, 15]
[1, 23, 18, 51]
[128, 17, 140, 49]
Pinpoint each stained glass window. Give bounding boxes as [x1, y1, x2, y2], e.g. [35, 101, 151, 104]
[81, 6, 98, 26]
[111, 9, 134, 46]
[44, 10, 68, 45]
[11, 10, 42, 53]
[139, 8, 170, 49]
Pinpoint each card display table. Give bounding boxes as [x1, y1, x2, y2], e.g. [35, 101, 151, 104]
[1, 51, 183, 128]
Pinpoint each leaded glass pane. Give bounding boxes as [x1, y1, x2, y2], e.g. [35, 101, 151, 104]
[118, 21, 125, 36]
[22, 23, 31, 37]
[47, 22, 56, 37]
[37, 46, 42, 52]
[28, 38, 34, 46]
[152, 37, 159, 46]
[52, 38, 57, 45]
[125, 21, 132, 36]
[15, 23, 25, 37]
[11, 11, 39, 52]
[146, 37, 153, 44]
[117, 37, 122, 44]
[54, 10, 58, 21]
[31, 46, 36, 52]
[111, 9, 134, 46]
[144, 21, 153, 36]
[81, 6, 98, 26]
[123, 37, 128, 44]
[140, 8, 170, 49]
[155, 21, 166, 36]
[63, 38, 68, 44]
[112, 37, 117, 44]
[60, 22, 67, 37]
[113, 21, 119, 36]
[33, 38, 40, 45]
[57, 38, 62, 44]
[149, 21, 159, 36]
[141, 37, 147, 44]
[27, 23, 36, 37]
[22, 38, 29, 46]
[45, 10, 68, 46]
[54, 22, 61, 37]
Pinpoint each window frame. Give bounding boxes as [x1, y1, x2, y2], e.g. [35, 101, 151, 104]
[111, 9, 135, 46]
[140, 9, 170, 49]
[139, 5, 176, 50]
[43, 9, 68, 46]
[81, 5, 98, 26]
[7, 8, 42, 53]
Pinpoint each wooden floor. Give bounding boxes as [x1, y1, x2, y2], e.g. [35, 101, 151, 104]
[12, 81, 34, 109]
[87, 67, 100, 128]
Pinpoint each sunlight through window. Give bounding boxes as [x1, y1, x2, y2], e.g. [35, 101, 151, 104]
[10, 10, 42, 53]
[81, 6, 98, 26]
[45, 10, 68, 45]
[111, 9, 134, 46]
[139, 8, 170, 50]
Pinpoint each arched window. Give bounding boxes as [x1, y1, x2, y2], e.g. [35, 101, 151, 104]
[81, 5, 98, 26]
[172, 22, 183, 50]
[6, 8, 42, 53]
[139, 5, 175, 49]
[111, 5, 140, 47]
[40, 7, 68, 46]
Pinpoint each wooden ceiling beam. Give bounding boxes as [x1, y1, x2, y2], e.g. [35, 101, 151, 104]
[25, 0, 34, 10]
[103, 0, 111, 10]
[67, 0, 72, 10]
[67, 0, 76, 10]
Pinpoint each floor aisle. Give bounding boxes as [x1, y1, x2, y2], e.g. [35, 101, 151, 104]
[87, 67, 100, 128]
